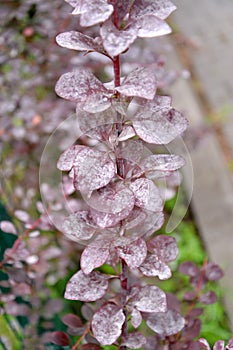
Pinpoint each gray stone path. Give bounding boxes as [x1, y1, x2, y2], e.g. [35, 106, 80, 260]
[168, 0, 233, 329]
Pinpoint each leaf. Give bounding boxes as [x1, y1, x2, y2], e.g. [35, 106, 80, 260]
[205, 263, 224, 281]
[115, 237, 147, 269]
[199, 291, 217, 305]
[81, 344, 103, 350]
[49, 331, 70, 346]
[121, 332, 147, 349]
[119, 140, 144, 164]
[57, 145, 84, 171]
[130, 178, 163, 212]
[213, 341, 225, 350]
[179, 262, 199, 277]
[131, 308, 142, 328]
[108, 0, 132, 23]
[90, 185, 135, 228]
[55, 70, 111, 112]
[139, 154, 185, 179]
[81, 238, 111, 274]
[146, 309, 185, 336]
[62, 211, 97, 242]
[198, 339, 211, 350]
[100, 20, 138, 57]
[56, 31, 102, 52]
[116, 67, 157, 100]
[0, 221, 17, 235]
[136, 15, 172, 38]
[61, 314, 83, 328]
[92, 303, 125, 345]
[123, 208, 147, 231]
[118, 125, 136, 141]
[133, 285, 167, 313]
[73, 147, 115, 192]
[130, 0, 177, 21]
[132, 96, 188, 144]
[76, 0, 114, 27]
[64, 270, 109, 302]
[148, 235, 178, 262]
[139, 254, 172, 280]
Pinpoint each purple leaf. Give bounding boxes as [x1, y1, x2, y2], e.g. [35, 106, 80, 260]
[199, 291, 217, 305]
[64, 270, 109, 302]
[90, 185, 135, 228]
[130, 178, 163, 212]
[73, 147, 115, 192]
[62, 314, 83, 328]
[100, 20, 138, 57]
[0, 221, 17, 235]
[135, 15, 172, 38]
[205, 263, 224, 281]
[115, 237, 147, 269]
[119, 140, 144, 164]
[213, 341, 225, 350]
[57, 145, 84, 171]
[148, 235, 178, 262]
[198, 339, 211, 350]
[133, 285, 167, 313]
[116, 67, 157, 100]
[139, 154, 185, 179]
[128, 210, 164, 238]
[62, 211, 97, 242]
[118, 125, 136, 141]
[146, 309, 185, 336]
[76, 0, 114, 27]
[123, 208, 147, 231]
[108, 0, 132, 23]
[49, 331, 70, 346]
[182, 319, 201, 342]
[14, 210, 30, 222]
[81, 239, 110, 274]
[227, 337, 233, 348]
[139, 254, 172, 280]
[92, 303, 125, 345]
[179, 262, 199, 277]
[81, 344, 103, 350]
[133, 96, 188, 144]
[131, 308, 142, 328]
[130, 0, 177, 21]
[55, 70, 111, 112]
[121, 332, 147, 349]
[56, 31, 102, 52]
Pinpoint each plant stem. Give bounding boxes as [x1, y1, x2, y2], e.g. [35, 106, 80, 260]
[120, 259, 128, 350]
[113, 55, 121, 87]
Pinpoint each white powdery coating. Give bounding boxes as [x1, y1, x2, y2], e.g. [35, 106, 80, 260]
[130, 0, 177, 21]
[131, 308, 142, 328]
[81, 239, 111, 274]
[116, 237, 147, 269]
[78, 0, 114, 27]
[130, 178, 163, 212]
[123, 208, 147, 231]
[64, 270, 109, 302]
[136, 15, 172, 38]
[92, 303, 125, 345]
[140, 154, 185, 179]
[133, 285, 167, 313]
[62, 211, 97, 242]
[119, 140, 144, 164]
[116, 67, 157, 100]
[100, 20, 138, 57]
[122, 332, 147, 349]
[148, 235, 178, 262]
[73, 148, 115, 192]
[139, 254, 171, 280]
[146, 309, 185, 336]
[0, 221, 17, 235]
[57, 145, 83, 171]
[56, 31, 101, 52]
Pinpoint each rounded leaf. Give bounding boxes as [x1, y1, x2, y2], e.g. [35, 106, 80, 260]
[62, 314, 83, 328]
[122, 332, 147, 349]
[139, 254, 171, 280]
[146, 309, 185, 336]
[64, 270, 109, 302]
[50, 331, 70, 346]
[133, 285, 167, 313]
[92, 303, 125, 345]
[130, 178, 163, 212]
[116, 237, 147, 269]
[0, 221, 17, 235]
[140, 154, 185, 179]
[56, 31, 102, 52]
[62, 211, 97, 242]
[148, 235, 178, 262]
[81, 239, 110, 274]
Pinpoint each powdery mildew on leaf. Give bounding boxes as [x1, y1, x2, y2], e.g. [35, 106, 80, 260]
[73, 147, 115, 192]
[115, 237, 147, 269]
[121, 332, 147, 349]
[130, 178, 163, 212]
[92, 303, 125, 345]
[123, 208, 147, 231]
[57, 145, 84, 171]
[64, 270, 109, 302]
[133, 285, 167, 313]
[148, 235, 178, 262]
[81, 238, 111, 274]
[140, 154, 185, 179]
[136, 15, 172, 38]
[56, 31, 102, 52]
[131, 307, 142, 328]
[130, 0, 177, 21]
[146, 309, 185, 336]
[116, 67, 157, 100]
[100, 20, 138, 57]
[132, 96, 188, 144]
[62, 211, 97, 242]
[108, 0, 132, 23]
[139, 254, 172, 279]
[55, 70, 111, 112]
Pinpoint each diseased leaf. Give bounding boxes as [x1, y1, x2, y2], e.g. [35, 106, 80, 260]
[136, 15, 172, 38]
[100, 20, 138, 57]
[50, 331, 70, 346]
[179, 262, 199, 277]
[133, 285, 167, 313]
[77, 0, 114, 27]
[146, 309, 185, 336]
[122, 332, 147, 349]
[131, 308, 142, 328]
[199, 291, 217, 305]
[118, 125, 136, 141]
[73, 147, 115, 193]
[57, 145, 84, 171]
[108, 0, 132, 23]
[148, 235, 178, 262]
[92, 303, 125, 345]
[81, 239, 111, 274]
[205, 263, 224, 281]
[0, 221, 17, 235]
[64, 270, 109, 302]
[56, 31, 102, 52]
[139, 254, 172, 280]
[62, 211, 97, 242]
[139, 154, 185, 179]
[55, 70, 111, 112]
[133, 96, 188, 144]
[116, 67, 157, 100]
[123, 208, 147, 231]
[213, 341, 225, 350]
[115, 237, 147, 269]
[81, 344, 103, 350]
[119, 140, 144, 164]
[130, 0, 177, 21]
[130, 178, 163, 212]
